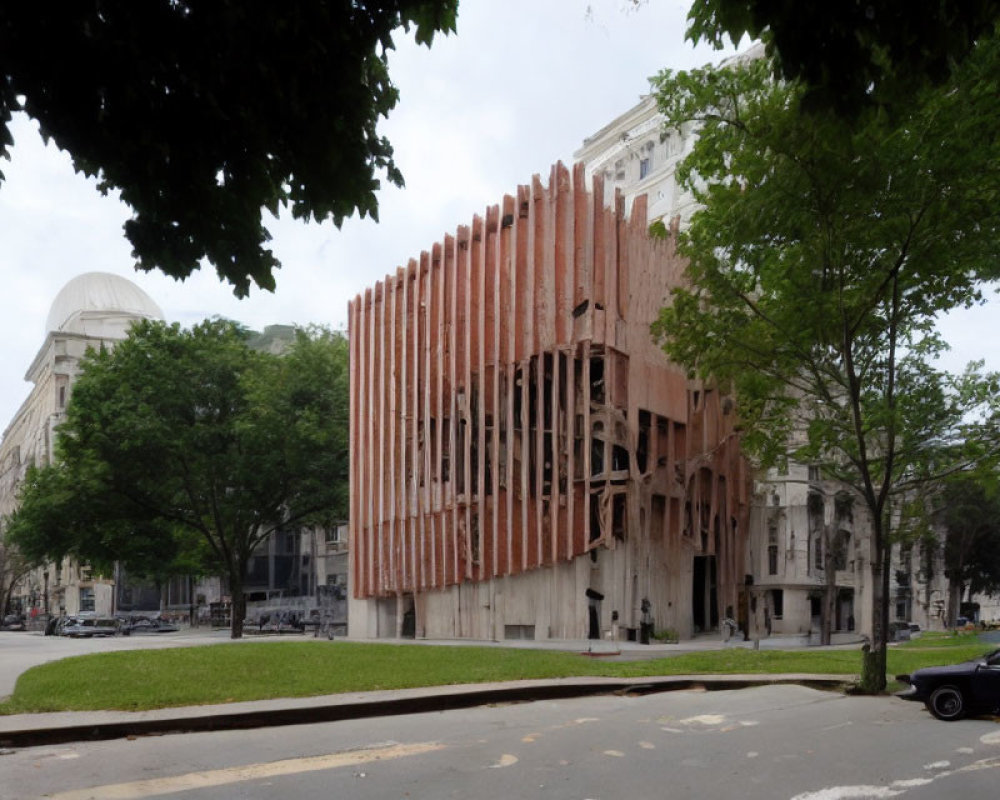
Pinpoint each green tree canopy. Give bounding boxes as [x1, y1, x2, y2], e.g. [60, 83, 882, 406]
[5, 319, 350, 637]
[938, 473, 1000, 613]
[686, 1, 1000, 113]
[650, 36, 1000, 689]
[0, 1, 457, 296]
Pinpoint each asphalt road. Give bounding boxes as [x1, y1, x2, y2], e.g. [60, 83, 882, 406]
[3, 685, 1000, 800]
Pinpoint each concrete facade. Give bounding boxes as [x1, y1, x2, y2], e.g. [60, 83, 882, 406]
[348, 163, 751, 642]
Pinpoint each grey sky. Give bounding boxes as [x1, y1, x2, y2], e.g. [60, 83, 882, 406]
[0, 0, 993, 426]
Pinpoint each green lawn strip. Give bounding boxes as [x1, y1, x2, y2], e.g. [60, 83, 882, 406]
[1, 639, 994, 715]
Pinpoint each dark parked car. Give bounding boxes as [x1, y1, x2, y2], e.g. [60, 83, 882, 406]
[888, 621, 911, 642]
[119, 616, 179, 635]
[1, 613, 26, 631]
[897, 648, 1000, 720]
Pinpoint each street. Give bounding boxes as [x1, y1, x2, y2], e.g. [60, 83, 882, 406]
[3, 685, 1000, 799]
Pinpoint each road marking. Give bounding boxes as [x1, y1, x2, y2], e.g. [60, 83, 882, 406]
[791, 787, 903, 799]
[45, 741, 444, 800]
[677, 714, 726, 726]
[789, 756, 1000, 799]
[489, 754, 519, 768]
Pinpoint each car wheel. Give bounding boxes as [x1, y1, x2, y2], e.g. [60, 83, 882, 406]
[927, 685, 966, 721]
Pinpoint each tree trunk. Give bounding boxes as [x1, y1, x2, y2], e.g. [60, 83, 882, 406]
[2, 577, 15, 617]
[229, 574, 245, 639]
[947, 579, 963, 627]
[821, 524, 835, 646]
[860, 535, 889, 693]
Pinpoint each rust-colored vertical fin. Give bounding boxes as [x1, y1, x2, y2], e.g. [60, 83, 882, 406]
[608, 188, 624, 342]
[500, 193, 516, 577]
[483, 205, 499, 580]
[553, 162, 573, 343]
[445, 232, 459, 586]
[515, 183, 532, 363]
[365, 286, 377, 595]
[592, 172, 607, 331]
[348, 295, 362, 597]
[408, 257, 424, 593]
[572, 162, 593, 319]
[363, 289, 375, 597]
[400, 266, 413, 592]
[474, 211, 490, 581]
[375, 281, 388, 595]
[432, 241, 445, 589]
[387, 273, 399, 594]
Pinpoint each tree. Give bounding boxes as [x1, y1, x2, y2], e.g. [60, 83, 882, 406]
[0, 536, 32, 618]
[6, 461, 203, 608]
[6, 319, 350, 637]
[0, 2, 457, 296]
[650, 38, 1000, 690]
[685, 1, 1000, 114]
[937, 474, 1000, 623]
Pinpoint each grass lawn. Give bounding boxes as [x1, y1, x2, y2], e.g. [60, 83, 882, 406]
[1, 636, 994, 715]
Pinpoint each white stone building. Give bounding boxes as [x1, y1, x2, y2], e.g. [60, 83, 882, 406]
[0, 272, 165, 619]
[747, 466, 868, 637]
[574, 95, 700, 227]
[1, 276, 351, 629]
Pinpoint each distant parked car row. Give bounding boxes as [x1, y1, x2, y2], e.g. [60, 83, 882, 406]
[43, 613, 180, 637]
[1, 613, 27, 631]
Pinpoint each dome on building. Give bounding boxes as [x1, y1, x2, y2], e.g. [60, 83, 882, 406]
[45, 272, 164, 338]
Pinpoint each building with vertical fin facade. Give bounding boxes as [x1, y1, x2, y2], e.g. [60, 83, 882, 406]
[348, 162, 751, 642]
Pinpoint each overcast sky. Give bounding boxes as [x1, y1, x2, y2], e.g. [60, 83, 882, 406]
[0, 0, 994, 426]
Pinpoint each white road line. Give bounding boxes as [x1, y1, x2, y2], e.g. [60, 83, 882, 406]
[44, 741, 445, 800]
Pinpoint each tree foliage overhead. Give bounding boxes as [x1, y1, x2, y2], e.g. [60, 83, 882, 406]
[686, 1, 1000, 113]
[650, 35, 1000, 688]
[0, 1, 457, 296]
[5, 319, 350, 637]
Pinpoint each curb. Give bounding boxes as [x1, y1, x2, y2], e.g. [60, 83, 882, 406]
[0, 675, 855, 749]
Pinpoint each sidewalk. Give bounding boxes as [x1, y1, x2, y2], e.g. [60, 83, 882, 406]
[0, 629, 863, 749]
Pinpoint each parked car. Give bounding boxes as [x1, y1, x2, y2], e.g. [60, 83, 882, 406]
[888, 621, 911, 642]
[1, 613, 26, 631]
[57, 615, 120, 638]
[118, 615, 179, 635]
[897, 648, 1000, 720]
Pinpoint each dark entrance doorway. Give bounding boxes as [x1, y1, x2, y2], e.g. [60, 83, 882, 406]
[586, 587, 604, 639]
[692, 555, 718, 633]
[401, 594, 416, 638]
